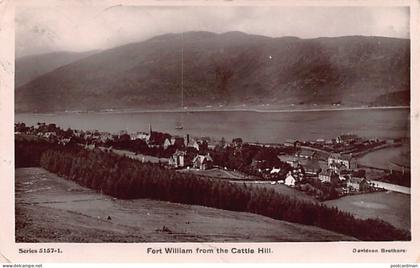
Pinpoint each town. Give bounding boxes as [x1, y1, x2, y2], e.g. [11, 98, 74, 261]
[14, 121, 409, 201]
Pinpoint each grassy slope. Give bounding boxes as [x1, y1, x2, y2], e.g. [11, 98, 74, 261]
[323, 191, 410, 231]
[15, 167, 356, 242]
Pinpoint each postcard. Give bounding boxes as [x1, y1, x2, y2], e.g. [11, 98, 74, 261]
[0, 0, 419, 263]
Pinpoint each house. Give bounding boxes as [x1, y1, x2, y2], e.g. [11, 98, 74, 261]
[192, 153, 213, 170]
[318, 169, 339, 184]
[347, 177, 368, 192]
[290, 166, 305, 182]
[43, 132, 56, 139]
[184, 134, 200, 151]
[163, 138, 172, 150]
[270, 167, 281, 174]
[187, 140, 200, 151]
[336, 134, 358, 144]
[285, 172, 297, 186]
[295, 149, 316, 159]
[328, 153, 357, 170]
[130, 133, 137, 140]
[169, 150, 187, 168]
[99, 132, 113, 143]
[339, 171, 351, 181]
[58, 138, 71, 145]
[136, 132, 151, 141]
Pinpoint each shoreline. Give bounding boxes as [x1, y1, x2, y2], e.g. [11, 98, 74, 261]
[16, 105, 410, 115]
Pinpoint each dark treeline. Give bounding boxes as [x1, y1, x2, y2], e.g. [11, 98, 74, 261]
[15, 138, 61, 167]
[38, 146, 409, 241]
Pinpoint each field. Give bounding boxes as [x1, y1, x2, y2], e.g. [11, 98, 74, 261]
[179, 167, 260, 180]
[106, 148, 169, 164]
[241, 183, 318, 203]
[323, 191, 410, 231]
[15, 168, 356, 242]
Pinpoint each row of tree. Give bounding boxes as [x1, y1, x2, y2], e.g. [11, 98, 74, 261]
[15, 138, 61, 167]
[37, 145, 410, 241]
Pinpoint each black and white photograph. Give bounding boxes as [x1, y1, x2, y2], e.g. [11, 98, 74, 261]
[12, 2, 411, 245]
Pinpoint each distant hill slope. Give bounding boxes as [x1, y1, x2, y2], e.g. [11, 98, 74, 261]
[15, 50, 99, 87]
[15, 31, 410, 112]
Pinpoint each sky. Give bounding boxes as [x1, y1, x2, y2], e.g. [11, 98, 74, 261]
[15, 4, 410, 58]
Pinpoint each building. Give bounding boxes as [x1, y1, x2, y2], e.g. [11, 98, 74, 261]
[135, 131, 151, 142]
[285, 172, 297, 186]
[192, 153, 214, 170]
[169, 150, 187, 168]
[336, 134, 358, 144]
[346, 177, 370, 192]
[318, 169, 339, 184]
[184, 134, 200, 151]
[328, 153, 357, 170]
[43, 132, 56, 140]
[163, 138, 172, 150]
[289, 166, 304, 184]
[270, 167, 282, 174]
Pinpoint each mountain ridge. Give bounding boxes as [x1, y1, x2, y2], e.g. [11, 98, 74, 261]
[15, 31, 410, 112]
[15, 50, 100, 88]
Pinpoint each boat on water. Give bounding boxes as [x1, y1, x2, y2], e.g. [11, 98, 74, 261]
[175, 32, 185, 130]
[175, 121, 183, 130]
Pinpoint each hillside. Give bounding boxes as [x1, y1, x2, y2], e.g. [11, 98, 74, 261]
[16, 168, 356, 242]
[15, 50, 99, 87]
[15, 31, 410, 112]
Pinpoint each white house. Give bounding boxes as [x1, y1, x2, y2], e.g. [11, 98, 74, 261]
[285, 172, 296, 186]
[192, 153, 213, 170]
[163, 138, 172, 150]
[136, 132, 151, 142]
[270, 167, 281, 174]
[169, 150, 187, 168]
[328, 153, 357, 170]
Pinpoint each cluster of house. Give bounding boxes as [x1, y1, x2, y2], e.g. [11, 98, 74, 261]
[15, 122, 216, 170]
[114, 125, 216, 170]
[282, 149, 374, 193]
[14, 123, 381, 193]
[168, 150, 214, 170]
